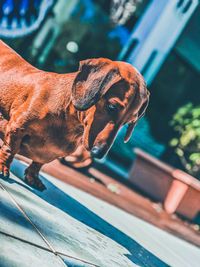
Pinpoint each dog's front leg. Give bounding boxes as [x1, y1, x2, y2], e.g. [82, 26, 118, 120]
[0, 122, 24, 178]
[0, 114, 8, 140]
[0, 107, 30, 178]
[24, 162, 46, 191]
[0, 121, 46, 191]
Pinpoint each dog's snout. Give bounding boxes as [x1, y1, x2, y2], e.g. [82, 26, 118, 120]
[91, 145, 106, 159]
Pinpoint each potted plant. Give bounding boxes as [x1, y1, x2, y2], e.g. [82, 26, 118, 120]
[170, 103, 200, 180]
[128, 103, 200, 220]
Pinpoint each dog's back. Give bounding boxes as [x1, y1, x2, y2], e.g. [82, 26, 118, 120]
[0, 40, 38, 118]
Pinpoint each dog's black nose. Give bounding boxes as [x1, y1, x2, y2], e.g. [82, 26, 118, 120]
[91, 146, 105, 159]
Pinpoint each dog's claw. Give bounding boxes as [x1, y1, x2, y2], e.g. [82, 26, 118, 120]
[0, 164, 10, 179]
[24, 175, 46, 191]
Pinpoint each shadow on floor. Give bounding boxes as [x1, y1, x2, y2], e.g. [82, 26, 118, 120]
[8, 159, 168, 267]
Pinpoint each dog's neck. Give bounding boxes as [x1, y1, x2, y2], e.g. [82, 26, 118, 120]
[65, 102, 85, 149]
[67, 101, 84, 123]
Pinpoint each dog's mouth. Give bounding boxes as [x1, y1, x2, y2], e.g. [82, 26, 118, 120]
[82, 124, 114, 159]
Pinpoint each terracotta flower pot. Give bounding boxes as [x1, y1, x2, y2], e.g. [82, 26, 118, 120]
[129, 148, 200, 221]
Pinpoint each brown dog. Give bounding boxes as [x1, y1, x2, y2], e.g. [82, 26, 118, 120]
[0, 40, 149, 190]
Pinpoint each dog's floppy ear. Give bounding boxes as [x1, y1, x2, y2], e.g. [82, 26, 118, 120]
[124, 81, 149, 143]
[72, 59, 121, 111]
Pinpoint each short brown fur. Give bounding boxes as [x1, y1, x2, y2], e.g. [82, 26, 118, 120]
[0, 40, 149, 190]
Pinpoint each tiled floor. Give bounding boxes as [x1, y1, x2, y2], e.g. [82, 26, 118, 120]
[0, 159, 200, 267]
[41, 159, 200, 247]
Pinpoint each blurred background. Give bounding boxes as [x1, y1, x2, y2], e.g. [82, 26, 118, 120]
[0, 0, 200, 225]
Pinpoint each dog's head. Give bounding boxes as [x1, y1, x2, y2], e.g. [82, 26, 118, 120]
[72, 58, 149, 159]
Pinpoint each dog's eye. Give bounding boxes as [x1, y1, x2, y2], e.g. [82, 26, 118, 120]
[107, 103, 119, 114]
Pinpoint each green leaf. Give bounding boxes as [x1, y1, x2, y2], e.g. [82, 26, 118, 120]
[170, 138, 179, 147]
[176, 148, 184, 157]
[189, 153, 200, 162]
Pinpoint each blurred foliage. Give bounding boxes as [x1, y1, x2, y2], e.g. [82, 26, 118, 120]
[110, 0, 142, 25]
[170, 103, 200, 179]
[45, 2, 121, 73]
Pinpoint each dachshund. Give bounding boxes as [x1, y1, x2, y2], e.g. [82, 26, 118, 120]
[0, 40, 149, 191]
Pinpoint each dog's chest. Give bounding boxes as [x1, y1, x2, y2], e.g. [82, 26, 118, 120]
[20, 117, 83, 162]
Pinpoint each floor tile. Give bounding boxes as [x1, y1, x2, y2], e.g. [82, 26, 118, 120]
[0, 177, 49, 249]
[7, 159, 168, 267]
[0, 233, 65, 267]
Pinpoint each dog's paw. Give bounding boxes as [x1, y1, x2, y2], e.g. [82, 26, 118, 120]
[24, 174, 46, 191]
[0, 163, 10, 179]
